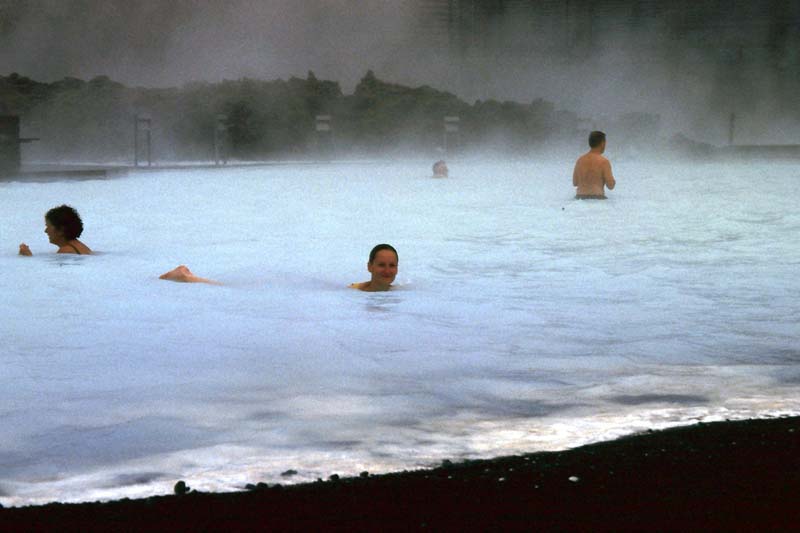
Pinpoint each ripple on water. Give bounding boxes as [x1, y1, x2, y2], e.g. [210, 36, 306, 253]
[2, 161, 799, 505]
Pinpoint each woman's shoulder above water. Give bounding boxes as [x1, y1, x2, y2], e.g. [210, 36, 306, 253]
[350, 281, 393, 292]
[18, 241, 92, 256]
[57, 239, 92, 255]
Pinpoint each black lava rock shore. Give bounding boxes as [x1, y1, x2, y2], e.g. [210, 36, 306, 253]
[2, 416, 798, 531]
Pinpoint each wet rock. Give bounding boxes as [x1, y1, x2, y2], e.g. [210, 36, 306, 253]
[173, 480, 190, 495]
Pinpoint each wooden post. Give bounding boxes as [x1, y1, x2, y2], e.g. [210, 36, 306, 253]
[0, 115, 21, 177]
[133, 116, 139, 167]
[315, 115, 333, 157]
[134, 115, 152, 167]
[444, 116, 460, 156]
[214, 114, 228, 165]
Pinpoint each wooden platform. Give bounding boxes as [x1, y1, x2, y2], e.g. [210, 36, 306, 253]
[718, 144, 800, 159]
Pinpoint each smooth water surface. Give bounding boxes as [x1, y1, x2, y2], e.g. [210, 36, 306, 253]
[1, 160, 798, 505]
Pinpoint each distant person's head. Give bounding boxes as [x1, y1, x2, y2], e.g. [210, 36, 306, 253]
[45, 204, 84, 242]
[368, 243, 398, 286]
[588, 131, 606, 152]
[433, 160, 448, 177]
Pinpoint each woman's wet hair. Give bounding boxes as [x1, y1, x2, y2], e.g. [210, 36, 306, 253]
[45, 204, 84, 240]
[369, 243, 398, 264]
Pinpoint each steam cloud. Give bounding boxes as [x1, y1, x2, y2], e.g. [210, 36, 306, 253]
[2, 0, 799, 143]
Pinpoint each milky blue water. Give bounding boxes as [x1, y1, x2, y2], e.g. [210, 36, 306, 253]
[1, 160, 798, 505]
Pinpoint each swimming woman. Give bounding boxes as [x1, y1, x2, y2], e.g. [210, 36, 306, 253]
[350, 244, 398, 292]
[160, 244, 399, 288]
[19, 204, 92, 256]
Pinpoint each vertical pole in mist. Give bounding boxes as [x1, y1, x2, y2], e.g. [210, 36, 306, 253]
[134, 115, 152, 167]
[0, 115, 22, 177]
[134, 116, 139, 167]
[146, 121, 152, 167]
[214, 114, 228, 165]
[315, 115, 333, 160]
[729, 113, 736, 146]
[444, 116, 460, 157]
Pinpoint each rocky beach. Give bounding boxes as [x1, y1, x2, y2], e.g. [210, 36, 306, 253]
[2, 416, 798, 531]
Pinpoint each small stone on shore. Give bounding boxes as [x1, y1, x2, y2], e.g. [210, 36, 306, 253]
[174, 481, 190, 495]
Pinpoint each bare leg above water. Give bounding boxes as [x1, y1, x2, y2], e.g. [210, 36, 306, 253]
[159, 265, 220, 285]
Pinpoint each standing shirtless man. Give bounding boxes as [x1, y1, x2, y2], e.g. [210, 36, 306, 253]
[573, 131, 616, 199]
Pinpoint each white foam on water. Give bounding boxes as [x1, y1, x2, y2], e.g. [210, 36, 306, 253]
[1, 160, 799, 506]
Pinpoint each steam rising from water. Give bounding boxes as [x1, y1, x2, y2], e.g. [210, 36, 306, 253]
[2, 1, 799, 143]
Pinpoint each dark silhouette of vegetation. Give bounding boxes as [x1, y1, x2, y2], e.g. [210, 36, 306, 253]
[1, 70, 660, 161]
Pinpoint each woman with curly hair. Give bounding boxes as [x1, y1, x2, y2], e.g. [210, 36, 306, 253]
[19, 204, 92, 256]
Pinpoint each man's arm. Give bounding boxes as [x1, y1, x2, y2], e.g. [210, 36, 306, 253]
[572, 161, 579, 187]
[604, 160, 616, 190]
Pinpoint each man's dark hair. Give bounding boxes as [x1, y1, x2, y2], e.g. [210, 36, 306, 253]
[369, 243, 398, 264]
[45, 204, 84, 240]
[588, 131, 606, 148]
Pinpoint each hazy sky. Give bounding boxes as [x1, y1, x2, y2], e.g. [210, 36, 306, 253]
[1, 1, 426, 89]
[2, 0, 799, 142]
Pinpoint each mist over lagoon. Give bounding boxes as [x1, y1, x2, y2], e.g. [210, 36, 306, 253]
[2, 0, 800, 147]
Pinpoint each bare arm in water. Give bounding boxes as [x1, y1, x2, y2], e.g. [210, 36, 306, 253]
[603, 158, 616, 190]
[159, 265, 221, 285]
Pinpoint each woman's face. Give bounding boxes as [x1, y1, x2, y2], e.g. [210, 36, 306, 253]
[368, 249, 398, 285]
[44, 219, 64, 244]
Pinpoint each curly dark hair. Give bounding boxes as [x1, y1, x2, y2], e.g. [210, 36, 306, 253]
[45, 205, 84, 240]
[368, 243, 398, 264]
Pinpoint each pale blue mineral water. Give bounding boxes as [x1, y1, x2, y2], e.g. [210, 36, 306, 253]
[1, 159, 798, 505]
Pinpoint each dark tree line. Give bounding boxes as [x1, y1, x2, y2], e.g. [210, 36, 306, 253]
[1, 70, 661, 162]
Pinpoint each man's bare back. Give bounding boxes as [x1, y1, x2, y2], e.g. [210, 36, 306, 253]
[573, 132, 615, 198]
